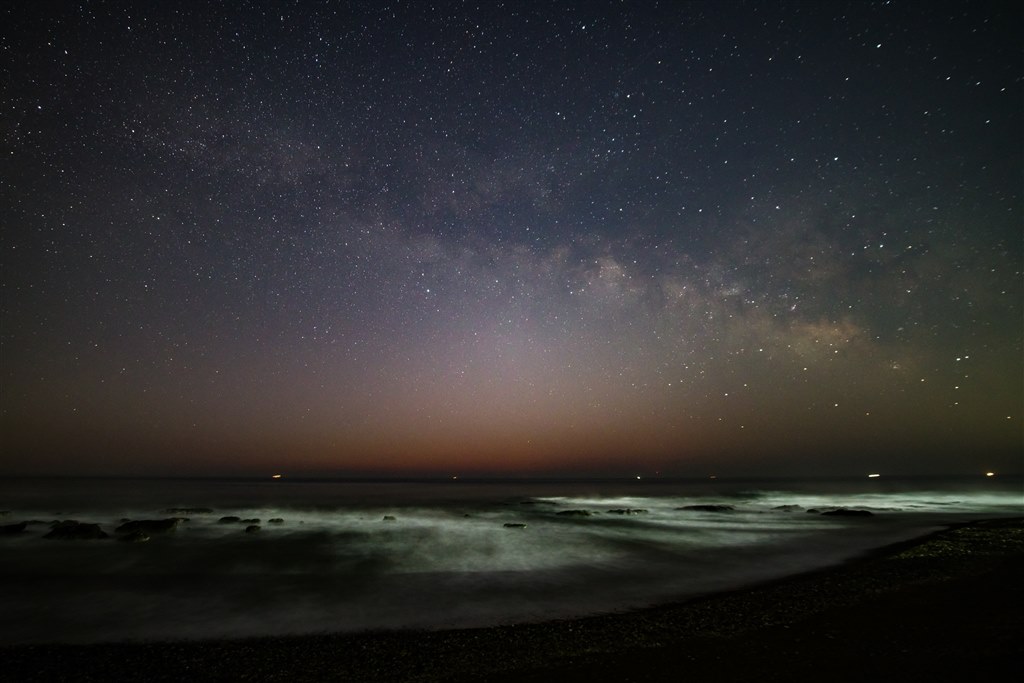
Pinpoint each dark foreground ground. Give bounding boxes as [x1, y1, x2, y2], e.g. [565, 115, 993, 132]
[4, 518, 1022, 682]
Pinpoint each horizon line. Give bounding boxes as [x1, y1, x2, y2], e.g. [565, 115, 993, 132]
[1, 472, 1018, 482]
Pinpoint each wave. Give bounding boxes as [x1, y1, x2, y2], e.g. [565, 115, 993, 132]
[1, 477, 1020, 644]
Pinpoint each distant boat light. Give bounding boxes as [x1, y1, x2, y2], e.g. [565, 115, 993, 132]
[867, 473, 881, 478]
[986, 472, 995, 477]
[271, 474, 282, 479]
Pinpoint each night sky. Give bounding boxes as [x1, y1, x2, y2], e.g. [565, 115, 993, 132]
[2, 1, 1021, 477]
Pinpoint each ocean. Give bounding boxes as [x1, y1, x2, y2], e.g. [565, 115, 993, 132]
[1, 475, 1020, 644]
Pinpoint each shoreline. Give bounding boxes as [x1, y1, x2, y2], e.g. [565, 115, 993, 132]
[5, 517, 1022, 681]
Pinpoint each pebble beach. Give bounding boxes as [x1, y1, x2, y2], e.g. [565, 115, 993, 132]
[5, 517, 1021, 682]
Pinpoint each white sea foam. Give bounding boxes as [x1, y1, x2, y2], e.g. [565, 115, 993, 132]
[1, 477, 1020, 644]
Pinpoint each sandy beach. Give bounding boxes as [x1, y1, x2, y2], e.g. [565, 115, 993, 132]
[4, 516, 1021, 682]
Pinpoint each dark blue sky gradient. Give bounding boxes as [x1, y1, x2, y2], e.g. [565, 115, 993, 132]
[2, 1, 1020, 476]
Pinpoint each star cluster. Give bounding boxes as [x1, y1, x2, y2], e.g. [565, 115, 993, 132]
[2, 1, 1020, 476]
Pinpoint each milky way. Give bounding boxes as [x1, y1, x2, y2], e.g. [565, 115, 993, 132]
[2, 2, 1020, 476]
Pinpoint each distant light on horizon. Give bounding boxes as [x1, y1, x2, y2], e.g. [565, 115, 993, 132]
[868, 473, 881, 478]
[986, 472, 995, 477]
[271, 474, 282, 479]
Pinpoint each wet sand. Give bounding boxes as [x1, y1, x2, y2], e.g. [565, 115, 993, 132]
[4, 517, 1022, 682]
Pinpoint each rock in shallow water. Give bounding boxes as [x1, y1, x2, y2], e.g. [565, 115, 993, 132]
[43, 521, 108, 540]
[821, 508, 875, 517]
[245, 524, 261, 533]
[556, 510, 592, 517]
[0, 521, 27, 535]
[503, 523, 527, 528]
[677, 504, 735, 512]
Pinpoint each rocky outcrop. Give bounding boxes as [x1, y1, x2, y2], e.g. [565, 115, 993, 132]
[44, 521, 108, 540]
[382, 515, 397, 522]
[821, 508, 875, 517]
[677, 504, 735, 512]
[115, 519, 181, 535]
[608, 508, 648, 515]
[503, 523, 527, 528]
[217, 516, 261, 524]
[268, 518, 284, 524]
[773, 505, 802, 512]
[118, 531, 151, 543]
[244, 524, 261, 533]
[556, 510, 592, 517]
[0, 521, 27, 535]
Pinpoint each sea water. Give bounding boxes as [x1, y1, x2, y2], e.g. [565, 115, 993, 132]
[0, 476, 1020, 644]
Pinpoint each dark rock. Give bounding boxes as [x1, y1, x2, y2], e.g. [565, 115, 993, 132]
[773, 505, 802, 512]
[165, 507, 213, 514]
[268, 518, 284, 524]
[503, 523, 527, 528]
[821, 508, 875, 517]
[0, 521, 27, 535]
[240, 518, 260, 524]
[806, 509, 820, 514]
[118, 531, 150, 543]
[608, 508, 648, 515]
[44, 521, 108, 540]
[244, 525, 261, 533]
[556, 510, 592, 517]
[218, 516, 241, 523]
[115, 518, 181, 535]
[382, 515, 397, 522]
[677, 504, 735, 512]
